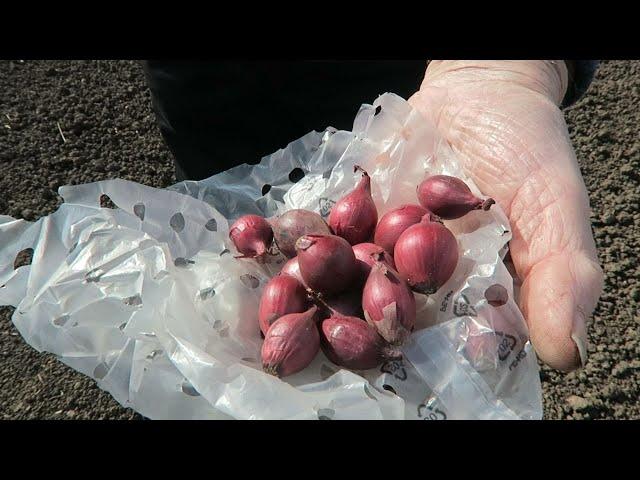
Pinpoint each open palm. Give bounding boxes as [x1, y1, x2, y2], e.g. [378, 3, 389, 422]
[409, 61, 604, 372]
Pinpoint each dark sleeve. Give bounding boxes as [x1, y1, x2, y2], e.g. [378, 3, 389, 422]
[142, 61, 427, 181]
[561, 61, 600, 109]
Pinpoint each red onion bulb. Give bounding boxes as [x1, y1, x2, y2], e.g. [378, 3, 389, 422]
[295, 234, 357, 296]
[262, 306, 320, 378]
[328, 166, 378, 245]
[374, 204, 436, 255]
[417, 175, 495, 220]
[320, 315, 402, 370]
[229, 214, 273, 260]
[394, 216, 459, 295]
[279, 257, 307, 287]
[258, 275, 309, 335]
[272, 209, 331, 258]
[352, 242, 395, 286]
[362, 260, 416, 346]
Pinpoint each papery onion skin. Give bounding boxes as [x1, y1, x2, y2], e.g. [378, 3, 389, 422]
[261, 306, 320, 378]
[328, 166, 378, 245]
[295, 234, 357, 296]
[374, 204, 436, 255]
[229, 214, 274, 260]
[362, 261, 416, 346]
[394, 218, 459, 295]
[352, 242, 395, 286]
[273, 209, 331, 258]
[417, 175, 495, 220]
[258, 275, 309, 335]
[320, 315, 402, 370]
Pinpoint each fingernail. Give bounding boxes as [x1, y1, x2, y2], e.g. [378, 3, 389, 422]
[571, 308, 588, 368]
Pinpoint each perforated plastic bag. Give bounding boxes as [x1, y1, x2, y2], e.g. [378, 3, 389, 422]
[0, 93, 542, 420]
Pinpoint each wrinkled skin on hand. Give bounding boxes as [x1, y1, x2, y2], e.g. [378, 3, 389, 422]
[409, 61, 604, 372]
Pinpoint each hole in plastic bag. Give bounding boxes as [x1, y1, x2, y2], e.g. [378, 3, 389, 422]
[261, 184, 272, 196]
[241, 357, 257, 363]
[84, 268, 104, 283]
[174, 257, 195, 268]
[118, 322, 128, 331]
[146, 349, 163, 360]
[382, 384, 397, 395]
[323, 128, 336, 140]
[99, 194, 117, 209]
[169, 212, 185, 232]
[205, 218, 218, 231]
[212, 319, 223, 329]
[288, 168, 305, 183]
[123, 294, 142, 307]
[67, 241, 79, 255]
[181, 380, 200, 397]
[13, 248, 33, 270]
[212, 319, 229, 338]
[199, 287, 216, 300]
[52, 315, 70, 327]
[220, 248, 230, 257]
[374, 105, 382, 116]
[94, 362, 110, 380]
[133, 203, 145, 221]
[485, 284, 509, 307]
[317, 408, 335, 420]
[240, 274, 260, 289]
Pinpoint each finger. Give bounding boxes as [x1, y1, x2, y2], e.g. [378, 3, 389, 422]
[410, 72, 604, 371]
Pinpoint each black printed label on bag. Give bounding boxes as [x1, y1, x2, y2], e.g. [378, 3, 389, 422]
[453, 294, 477, 317]
[417, 403, 447, 420]
[440, 290, 454, 312]
[509, 348, 527, 371]
[380, 359, 407, 381]
[318, 198, 336, 218]
[496, 331, 518, 361]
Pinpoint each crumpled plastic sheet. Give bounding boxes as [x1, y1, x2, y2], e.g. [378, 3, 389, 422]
[0, 92, 542, 420]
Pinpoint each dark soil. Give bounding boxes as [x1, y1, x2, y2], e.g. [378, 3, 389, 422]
[1, 60, 638, 419]
[540, 61, 640, 420]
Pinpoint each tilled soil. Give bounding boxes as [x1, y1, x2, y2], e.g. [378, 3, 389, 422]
[1, 60, 638, 420]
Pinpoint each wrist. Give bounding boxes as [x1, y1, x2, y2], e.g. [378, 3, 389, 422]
[560, 61, 600, 108]
[422, 60, 569, 106]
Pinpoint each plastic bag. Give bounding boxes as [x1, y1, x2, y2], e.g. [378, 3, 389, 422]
[0, 93, 542, 420]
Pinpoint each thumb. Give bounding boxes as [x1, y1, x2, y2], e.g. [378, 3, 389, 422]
[520, 249, 602, 371]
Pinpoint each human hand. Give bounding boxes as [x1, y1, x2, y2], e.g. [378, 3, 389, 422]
[409, 60, 604, 372]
